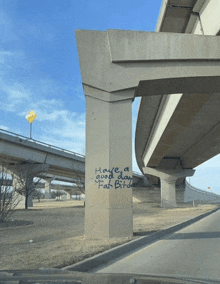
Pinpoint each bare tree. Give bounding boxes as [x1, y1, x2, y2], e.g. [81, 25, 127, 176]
[12, 163, 45, 210]
[0, 164, 22, 222]
[33, 189, 44, 202]
[72, 170, 85, 206]
[73, 170, 85, 195]
[51, 190, 65, 200]
[15, 177, 42, 209]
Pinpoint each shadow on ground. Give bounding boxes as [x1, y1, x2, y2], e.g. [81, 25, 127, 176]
[0, 220, 34, 228]
[168, 231, 220, 240]
[133, 230, 158, 236]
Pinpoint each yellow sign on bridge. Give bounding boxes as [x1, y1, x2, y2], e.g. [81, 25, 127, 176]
[25, 110, 37, 124]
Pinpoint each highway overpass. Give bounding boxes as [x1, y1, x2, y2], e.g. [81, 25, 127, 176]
[135, 0, 220, 188]
[0, 130, 85, 178]
[76, 0, 220, 239]
[0, 178, 84, 196]
[0, 129, 86, 206]
[0, 129, 146, 204]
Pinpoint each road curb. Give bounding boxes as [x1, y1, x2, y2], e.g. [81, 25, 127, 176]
[62, 206, 220, 272]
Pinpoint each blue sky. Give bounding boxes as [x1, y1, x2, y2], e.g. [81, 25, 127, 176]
[1, 0, 220, 194]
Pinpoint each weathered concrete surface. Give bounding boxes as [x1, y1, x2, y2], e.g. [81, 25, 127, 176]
[135, 0, 220, 186]
[84, 95, 133, 239]
[133, 186, 185, 204]
[143, 167, 195, 207]
[76, 29, 220, 96]
[66, 192, 71, 199]
[155, 0, 205, 34]
[75, 0, 220, 238]
[136, 93, 220, 171]
[0, 131, 144, 186]
[76, 20, 220, 238]
[44, 178, 53, 199]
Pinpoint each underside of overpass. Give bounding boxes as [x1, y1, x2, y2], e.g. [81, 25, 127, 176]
[76, 0, 220, 239]
[136, 0, 220, 186]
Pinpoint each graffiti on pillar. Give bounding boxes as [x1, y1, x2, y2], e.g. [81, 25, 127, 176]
[95, 167, 132, 189]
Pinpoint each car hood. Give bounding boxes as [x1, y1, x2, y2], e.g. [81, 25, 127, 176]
[0, 270, 218, 284]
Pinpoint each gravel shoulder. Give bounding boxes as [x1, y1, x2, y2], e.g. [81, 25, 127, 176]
[0, 198, 218, 270]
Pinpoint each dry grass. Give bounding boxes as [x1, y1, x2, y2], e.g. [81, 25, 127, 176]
[0, 199, 218, 270]
[133, 203, 217, 234]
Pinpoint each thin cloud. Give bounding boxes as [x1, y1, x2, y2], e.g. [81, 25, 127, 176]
[0, 80, 31, 112]
[0, 50, 13, 61]
[0, 11, 18, 42]
[0, 125, 9, 131]
[72, 84, 84, 100]
[50, 113, 85, 139]
[40, 131, 85, 155]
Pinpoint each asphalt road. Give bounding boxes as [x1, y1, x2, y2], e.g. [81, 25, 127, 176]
[96, 208, 220, 281]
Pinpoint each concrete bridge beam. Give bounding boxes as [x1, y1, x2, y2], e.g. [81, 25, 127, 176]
[143, 167, 195, 208]
[76, 30, 220, 97]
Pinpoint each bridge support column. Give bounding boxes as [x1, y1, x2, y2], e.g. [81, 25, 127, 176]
[13, 175, 34, 208]
[9, 163, 49, 209]
[66, 192, 71, 199]
[44, 178, 53, 199]
[143, 167, 195, 208]
[160, 178, 178, 208]
[85, 94, 133, 239]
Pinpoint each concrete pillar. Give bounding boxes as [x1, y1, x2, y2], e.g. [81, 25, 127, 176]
[143, 167, 195, 208]
[9, 163, 49, 209]
[85, 95, 133, 239]
[160, 177, 178, 208]
[44, 178, 53, 199]
[12, 173, 35, 207]
[27, 187, 33, 207]
[66, 192, 71, 199]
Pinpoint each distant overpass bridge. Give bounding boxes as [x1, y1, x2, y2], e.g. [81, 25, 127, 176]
[0, 178, 84, 196]
[0, 129, 145, 184]
[0, 129, 146, 205]
[0, 129, 85, 179]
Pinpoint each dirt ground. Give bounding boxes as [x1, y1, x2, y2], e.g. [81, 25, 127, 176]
[0, 198, 218, 270]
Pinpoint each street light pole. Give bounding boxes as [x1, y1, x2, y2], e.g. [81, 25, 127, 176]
[25, 110, 37, 140]
[30, 123, 32, 139]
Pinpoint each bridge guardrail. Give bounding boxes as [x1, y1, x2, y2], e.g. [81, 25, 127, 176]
[185, 180, 220, 197]
[0, 128, 85, 158]
[0, 129, 145, 178]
